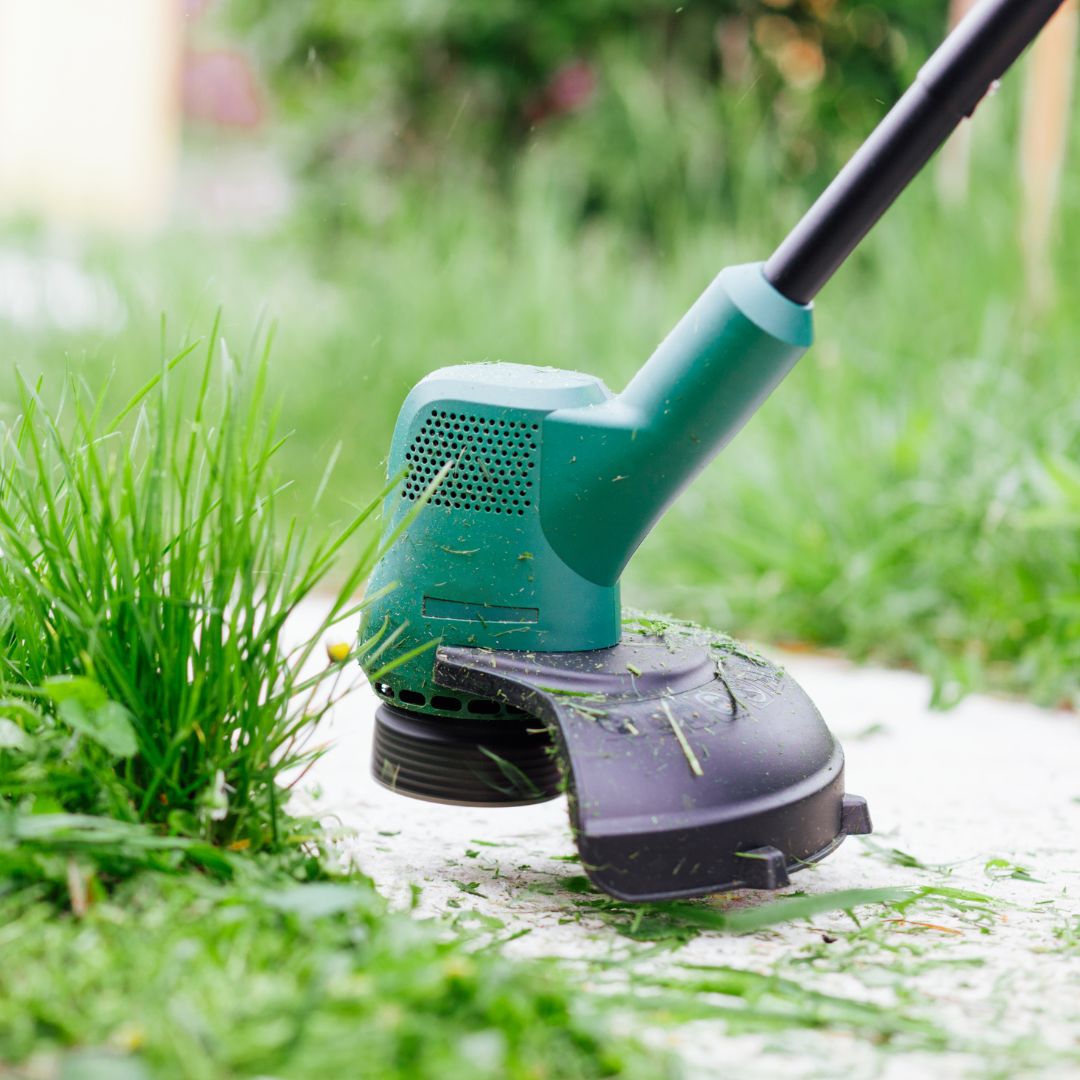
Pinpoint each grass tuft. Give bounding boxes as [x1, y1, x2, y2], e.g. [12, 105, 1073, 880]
[0, 323, 385, 866]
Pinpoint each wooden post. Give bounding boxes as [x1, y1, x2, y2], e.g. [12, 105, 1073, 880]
[936, 0, 980, 204]
[1018, 0, 1078, 306]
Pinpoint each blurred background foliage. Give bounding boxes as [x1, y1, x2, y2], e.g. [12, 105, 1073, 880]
[226, 0, 945, 236]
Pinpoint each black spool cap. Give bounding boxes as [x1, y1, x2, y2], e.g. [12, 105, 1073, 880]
[372, 703, 562, 806]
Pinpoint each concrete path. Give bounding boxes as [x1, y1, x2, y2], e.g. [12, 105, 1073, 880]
[294, 607, 1080, 1078]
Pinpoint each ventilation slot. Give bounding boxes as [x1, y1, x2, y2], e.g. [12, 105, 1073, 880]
[430, 695, 462, 712]
[401, 409, 538, 515]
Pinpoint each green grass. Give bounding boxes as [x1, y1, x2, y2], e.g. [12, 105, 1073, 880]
[0, 337, 680, 1077]
[0, 327, 389, 857]
[0, 874, 675, 1080]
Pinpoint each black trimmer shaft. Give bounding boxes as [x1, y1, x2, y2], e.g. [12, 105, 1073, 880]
[765, 0, 1068, 304]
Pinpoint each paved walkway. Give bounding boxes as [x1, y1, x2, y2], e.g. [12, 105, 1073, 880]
[295, 606, 1080, 1078]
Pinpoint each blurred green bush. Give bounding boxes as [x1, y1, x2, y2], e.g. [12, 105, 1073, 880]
[228, 0, 947, 233]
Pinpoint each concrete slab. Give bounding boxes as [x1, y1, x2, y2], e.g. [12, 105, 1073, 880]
[293, 606, 1080, 1078]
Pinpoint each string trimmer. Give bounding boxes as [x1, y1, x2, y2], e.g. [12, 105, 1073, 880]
[359, 0, 1066, 901]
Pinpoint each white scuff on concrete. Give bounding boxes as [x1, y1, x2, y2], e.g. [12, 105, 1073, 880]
[293, 606, 1080, 1078]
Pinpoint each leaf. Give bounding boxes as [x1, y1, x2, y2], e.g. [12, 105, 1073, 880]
[0, 698, 45, 727]
[260, 882, 380, 920]
[563, 879, 915, 942]
[40, 675, 110, 709]
[0, 717, 31, 752]
[984, 857, 1042, 883]
[57, 699, 138, 759]
[720, 887, 912, 933]
[477, 745, 542, 799]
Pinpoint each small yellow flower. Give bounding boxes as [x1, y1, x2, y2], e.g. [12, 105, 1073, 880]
[111, 1022, 146, 1051]
[326, 641, 350, 663]
[443, 956, 474, 980]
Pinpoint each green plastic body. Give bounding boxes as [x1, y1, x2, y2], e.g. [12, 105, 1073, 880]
[360, 263, 813, 716]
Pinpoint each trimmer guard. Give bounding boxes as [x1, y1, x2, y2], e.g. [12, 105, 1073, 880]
[433, 620, 871, 902]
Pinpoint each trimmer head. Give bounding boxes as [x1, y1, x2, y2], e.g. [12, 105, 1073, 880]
[358, 273, 854, 901]
[374, 616, 871, 902]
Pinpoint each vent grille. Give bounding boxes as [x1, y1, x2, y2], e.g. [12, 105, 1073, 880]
[401, 409, 538, 515]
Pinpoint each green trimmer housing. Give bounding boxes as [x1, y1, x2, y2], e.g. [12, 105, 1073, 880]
[362, 263, 811, 713]
[359, 0, 1065, 902]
